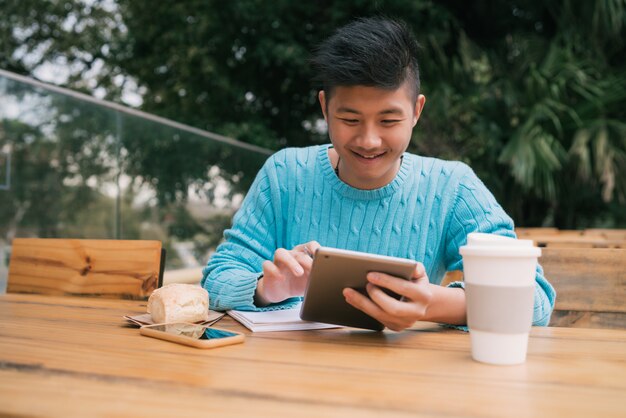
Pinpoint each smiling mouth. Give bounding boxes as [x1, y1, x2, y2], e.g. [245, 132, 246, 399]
[352, 151, 387, 160]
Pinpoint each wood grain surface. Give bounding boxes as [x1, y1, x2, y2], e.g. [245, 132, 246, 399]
[541, 247, 626, 329]
[7, 238, 163, 299]
[0, 294, 625, 418]
[515, 228, 626, 248]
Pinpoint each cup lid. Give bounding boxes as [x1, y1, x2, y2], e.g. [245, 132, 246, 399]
[460, 233, 541, 257]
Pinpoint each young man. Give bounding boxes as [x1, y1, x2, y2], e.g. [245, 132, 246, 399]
[202, 17, 555, 331]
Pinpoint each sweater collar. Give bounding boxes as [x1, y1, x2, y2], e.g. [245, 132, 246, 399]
[317, 144, 412, 200]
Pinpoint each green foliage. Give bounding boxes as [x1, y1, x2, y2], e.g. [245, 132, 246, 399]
[414, 0, 626, 227]
[111, 0, 443, 148]
[1, 0, 625, 228]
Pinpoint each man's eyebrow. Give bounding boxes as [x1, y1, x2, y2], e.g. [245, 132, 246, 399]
[379, 108, 405, 116]
[335, 107, 406, 115]
[336, 107, 361, 114]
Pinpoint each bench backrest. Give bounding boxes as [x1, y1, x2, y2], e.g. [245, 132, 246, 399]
[8, 238, 164, 299]
[541, 247, 626, 329]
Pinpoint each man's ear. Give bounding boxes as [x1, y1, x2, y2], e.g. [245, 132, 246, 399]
[412, 94, 426, 127]
[318, 90, 328, 121]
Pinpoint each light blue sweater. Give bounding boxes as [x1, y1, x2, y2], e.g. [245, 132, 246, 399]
[202, 145, 556, 326]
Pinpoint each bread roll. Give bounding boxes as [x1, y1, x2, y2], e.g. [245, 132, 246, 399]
[147, 283, 209, 324]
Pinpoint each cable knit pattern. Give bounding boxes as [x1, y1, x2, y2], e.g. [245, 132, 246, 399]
[202, 144, 556, 326]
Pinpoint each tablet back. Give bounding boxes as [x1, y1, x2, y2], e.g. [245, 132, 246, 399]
[300, 247, 417, 330]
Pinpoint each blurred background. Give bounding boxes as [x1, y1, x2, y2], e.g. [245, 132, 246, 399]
[1, 0, 625, 290]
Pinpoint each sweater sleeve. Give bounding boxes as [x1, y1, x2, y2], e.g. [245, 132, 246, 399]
[443, 164, 556, 327]
[201, 153, 301, 312]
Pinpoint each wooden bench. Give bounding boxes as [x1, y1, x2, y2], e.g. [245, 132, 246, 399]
[541, 247, 626, 329]
[8, 238, 165, 299]
[515, 227, 560, 236]
[515, 228, 626, 249]
[584, 228, 626, 240]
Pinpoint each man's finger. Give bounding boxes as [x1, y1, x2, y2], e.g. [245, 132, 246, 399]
[262, 260, 283, 281]
[274, 248, 304, 276]
[365, 283, 415, 317]
[293, 251, 313, 271]
[305, 240, 321, 257]
[412, 262, 426, 279]
[366, 272, 416, 298]
[343, 287, 388, 322]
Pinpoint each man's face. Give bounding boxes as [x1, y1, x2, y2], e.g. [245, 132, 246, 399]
[319, 82, 425, 190]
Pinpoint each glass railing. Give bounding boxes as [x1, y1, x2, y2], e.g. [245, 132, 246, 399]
[0, 69, 272, 293]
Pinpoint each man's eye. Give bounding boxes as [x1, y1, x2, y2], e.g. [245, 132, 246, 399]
[340, 118, 359, 124]
[381, 119, 401, 125]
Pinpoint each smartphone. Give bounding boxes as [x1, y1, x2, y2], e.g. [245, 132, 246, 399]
[300, 247, 417, 331]
[140, 322, 245, 349]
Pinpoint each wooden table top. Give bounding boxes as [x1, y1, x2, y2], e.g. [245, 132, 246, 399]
[1, 293, 625, 418]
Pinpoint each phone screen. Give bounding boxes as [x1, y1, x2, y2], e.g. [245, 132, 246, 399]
[149, 323, 239, 340]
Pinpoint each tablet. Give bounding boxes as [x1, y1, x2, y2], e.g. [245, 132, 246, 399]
[300, 247, 417, 330]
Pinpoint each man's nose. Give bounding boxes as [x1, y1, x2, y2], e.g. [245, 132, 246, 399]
[356, 124, 382, 148]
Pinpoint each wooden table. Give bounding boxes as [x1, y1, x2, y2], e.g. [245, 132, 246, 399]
[1, 294, 625, 418]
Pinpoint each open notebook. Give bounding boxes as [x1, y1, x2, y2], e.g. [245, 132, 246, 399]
[227, 302, 339, 332]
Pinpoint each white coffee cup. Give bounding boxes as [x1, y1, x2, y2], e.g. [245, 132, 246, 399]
[459, 233, 541, 365]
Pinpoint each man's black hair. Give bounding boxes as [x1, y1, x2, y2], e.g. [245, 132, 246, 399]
[311, 17, 421, 102]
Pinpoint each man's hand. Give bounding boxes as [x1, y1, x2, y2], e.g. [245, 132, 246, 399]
[342, 263, 467, 331]
[255, 241, 321, 306]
